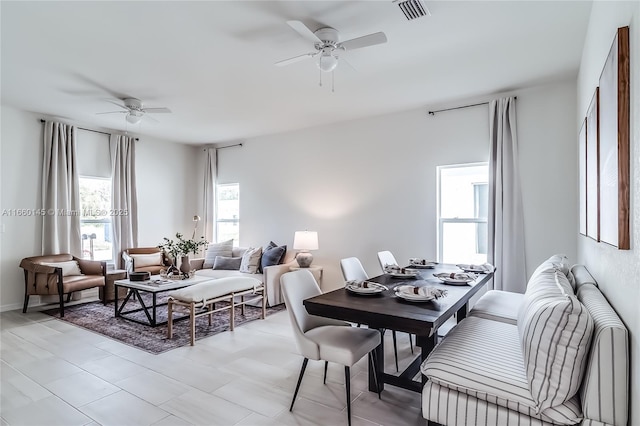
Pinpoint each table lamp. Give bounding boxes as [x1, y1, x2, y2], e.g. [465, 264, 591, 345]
[293, 231, 318, 268]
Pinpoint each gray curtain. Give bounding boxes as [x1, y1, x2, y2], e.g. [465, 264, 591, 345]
[202, 148, 217, 242]
[110, 134, 138, 267]
[488, 97, 527, 293]
[41, 121, 82, 256]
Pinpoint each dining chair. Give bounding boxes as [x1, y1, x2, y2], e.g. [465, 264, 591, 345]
[281, 269, 381, 426]
[377, 250, 398, 272]
[340, 256, 402, 371]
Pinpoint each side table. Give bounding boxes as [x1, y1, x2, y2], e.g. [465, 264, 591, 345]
[289, 265, 323, 287]
[100, 269, 128, 303]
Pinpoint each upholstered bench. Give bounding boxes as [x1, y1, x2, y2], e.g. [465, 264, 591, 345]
[167, 276, 265, 345]
[422, 258, 629, 426]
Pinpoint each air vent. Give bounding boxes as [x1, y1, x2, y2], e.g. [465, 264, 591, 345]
[394, 0, 431, 20]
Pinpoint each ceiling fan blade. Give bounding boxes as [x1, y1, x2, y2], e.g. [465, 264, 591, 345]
[96, 110, 128, 115]
[275, 52, 317, 67]
[105, 100, 130, 111]
[143, 114, 159, 123]
[142, 107, 172, 113]
[287, 20, 321, 44]
[338, 32, 387, 51]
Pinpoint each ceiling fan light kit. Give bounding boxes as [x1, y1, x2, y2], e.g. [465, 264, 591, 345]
[276, 20, 387, 89]
[318, 51, 338, 72]
[97, 97, 172, 124]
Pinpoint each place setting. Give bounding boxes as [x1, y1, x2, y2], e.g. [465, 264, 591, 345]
[393, 284, 447, 303]
[344, 280, 388, 296]
[433, 272, 478, 285]
[383, 264, 421, 279]
[408, 258, 439, 268]
[455, 262, 495, 274]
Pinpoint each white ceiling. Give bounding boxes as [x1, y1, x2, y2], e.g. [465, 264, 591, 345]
[1, 1, 592, 145]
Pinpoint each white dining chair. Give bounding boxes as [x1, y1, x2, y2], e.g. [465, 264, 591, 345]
[281, 269, 381, 426]
[340, 256, 402, 371]
[377, 250, 398, 272]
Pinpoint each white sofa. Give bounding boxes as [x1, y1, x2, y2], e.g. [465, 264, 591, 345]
[191, 247, 296, 307]
[421, 256, 629, 426]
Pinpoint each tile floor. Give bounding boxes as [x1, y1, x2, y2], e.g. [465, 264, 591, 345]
[1, 305, 425, 425]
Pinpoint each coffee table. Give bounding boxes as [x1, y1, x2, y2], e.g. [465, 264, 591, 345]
[114, 275, 212, 327]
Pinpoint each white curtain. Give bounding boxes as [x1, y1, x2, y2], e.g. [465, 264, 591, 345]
[488, 97, 527, 293]
[41, 121, 82, 256]
[202, 148, 217, 242]
[110, 134, 138, 267]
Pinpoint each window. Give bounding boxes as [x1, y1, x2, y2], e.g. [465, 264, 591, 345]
[216, 183, 239, 244]
[437, 163, 488, 264]
[79, 177, 112, 261]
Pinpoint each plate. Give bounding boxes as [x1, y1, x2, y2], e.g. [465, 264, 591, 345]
[409, 259, 438, 269]
[393, 285, 436, 302]
[345, 281, 387, 295]
[456, 264, 493, 273]
[395, 291, 435, 302]
[387, 272, 419, 279]
[433, 272, 476, 285]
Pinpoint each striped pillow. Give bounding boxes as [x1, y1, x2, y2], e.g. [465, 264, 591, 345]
[239, 247, 262, 274]
[517, 270, 593, 413]
[203, 239, 233, 268]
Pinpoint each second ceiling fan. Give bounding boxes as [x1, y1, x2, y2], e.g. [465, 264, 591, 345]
[276, 20, 387, 73]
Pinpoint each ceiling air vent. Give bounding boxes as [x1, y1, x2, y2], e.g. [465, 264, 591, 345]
[394, 0, 431, 20]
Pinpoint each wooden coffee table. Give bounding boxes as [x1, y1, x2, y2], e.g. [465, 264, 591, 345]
[114, 275, 212, 327]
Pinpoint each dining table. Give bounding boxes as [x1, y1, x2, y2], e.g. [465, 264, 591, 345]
[303, 263, 494, 393]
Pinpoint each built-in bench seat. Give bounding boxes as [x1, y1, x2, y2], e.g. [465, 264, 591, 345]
[422, 256, 629, 426]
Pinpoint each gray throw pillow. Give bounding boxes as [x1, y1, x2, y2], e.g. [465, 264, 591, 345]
[260, 241, 287, 272]
[212, 256, 242, 270]
[203, 239, 234, 268]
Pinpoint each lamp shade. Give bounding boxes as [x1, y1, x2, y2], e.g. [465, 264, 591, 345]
[293, 231, 318, 251]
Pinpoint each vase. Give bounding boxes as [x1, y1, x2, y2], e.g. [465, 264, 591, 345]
[180, 255, 191, 275]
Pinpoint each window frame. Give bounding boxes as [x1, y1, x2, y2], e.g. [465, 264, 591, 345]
[215, 182, 240, 244]
[436, 162, 489, 263]
[79, 175, 113, 262]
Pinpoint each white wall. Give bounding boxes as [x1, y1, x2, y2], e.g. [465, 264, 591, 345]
[576, 2, 640, 424]
[216, 80, 577, 293]
[0, 105, 200, 311]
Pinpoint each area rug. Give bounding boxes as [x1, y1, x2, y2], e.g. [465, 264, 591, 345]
[43, 295, 285, 354]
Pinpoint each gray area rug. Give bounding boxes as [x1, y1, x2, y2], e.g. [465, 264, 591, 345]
[43, 295, 285, 354]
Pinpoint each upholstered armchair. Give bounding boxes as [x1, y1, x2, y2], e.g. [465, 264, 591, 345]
[122, 247, 171, 275]
[19, 254, 107, 317]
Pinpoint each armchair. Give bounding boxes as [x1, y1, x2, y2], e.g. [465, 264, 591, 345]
[19, 254, 107, 317]
[122, 247, 171, 275]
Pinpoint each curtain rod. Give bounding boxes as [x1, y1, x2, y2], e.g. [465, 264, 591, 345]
[203, 143, 243, 151]
[428, 96, 517, 116]
[39, 119, 139, 141]
[217, 143, 243, 150]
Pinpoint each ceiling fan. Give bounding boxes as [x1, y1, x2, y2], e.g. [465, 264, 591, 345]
[97, 98, 171, 124]
[276, 20, 387, 73]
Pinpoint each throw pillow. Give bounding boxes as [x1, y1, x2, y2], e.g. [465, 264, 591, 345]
[40, 260, 83, 276]
[517, 270, 594, 412]
[129, 253, 163, 268]
[203, 239, 234, 268]
[260, 241, 287, 272]
[213, 256, 242, 271]
[239, 247, 262, 274]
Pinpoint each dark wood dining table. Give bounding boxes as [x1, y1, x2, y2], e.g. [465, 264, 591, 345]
[303, 264, 493, 393]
